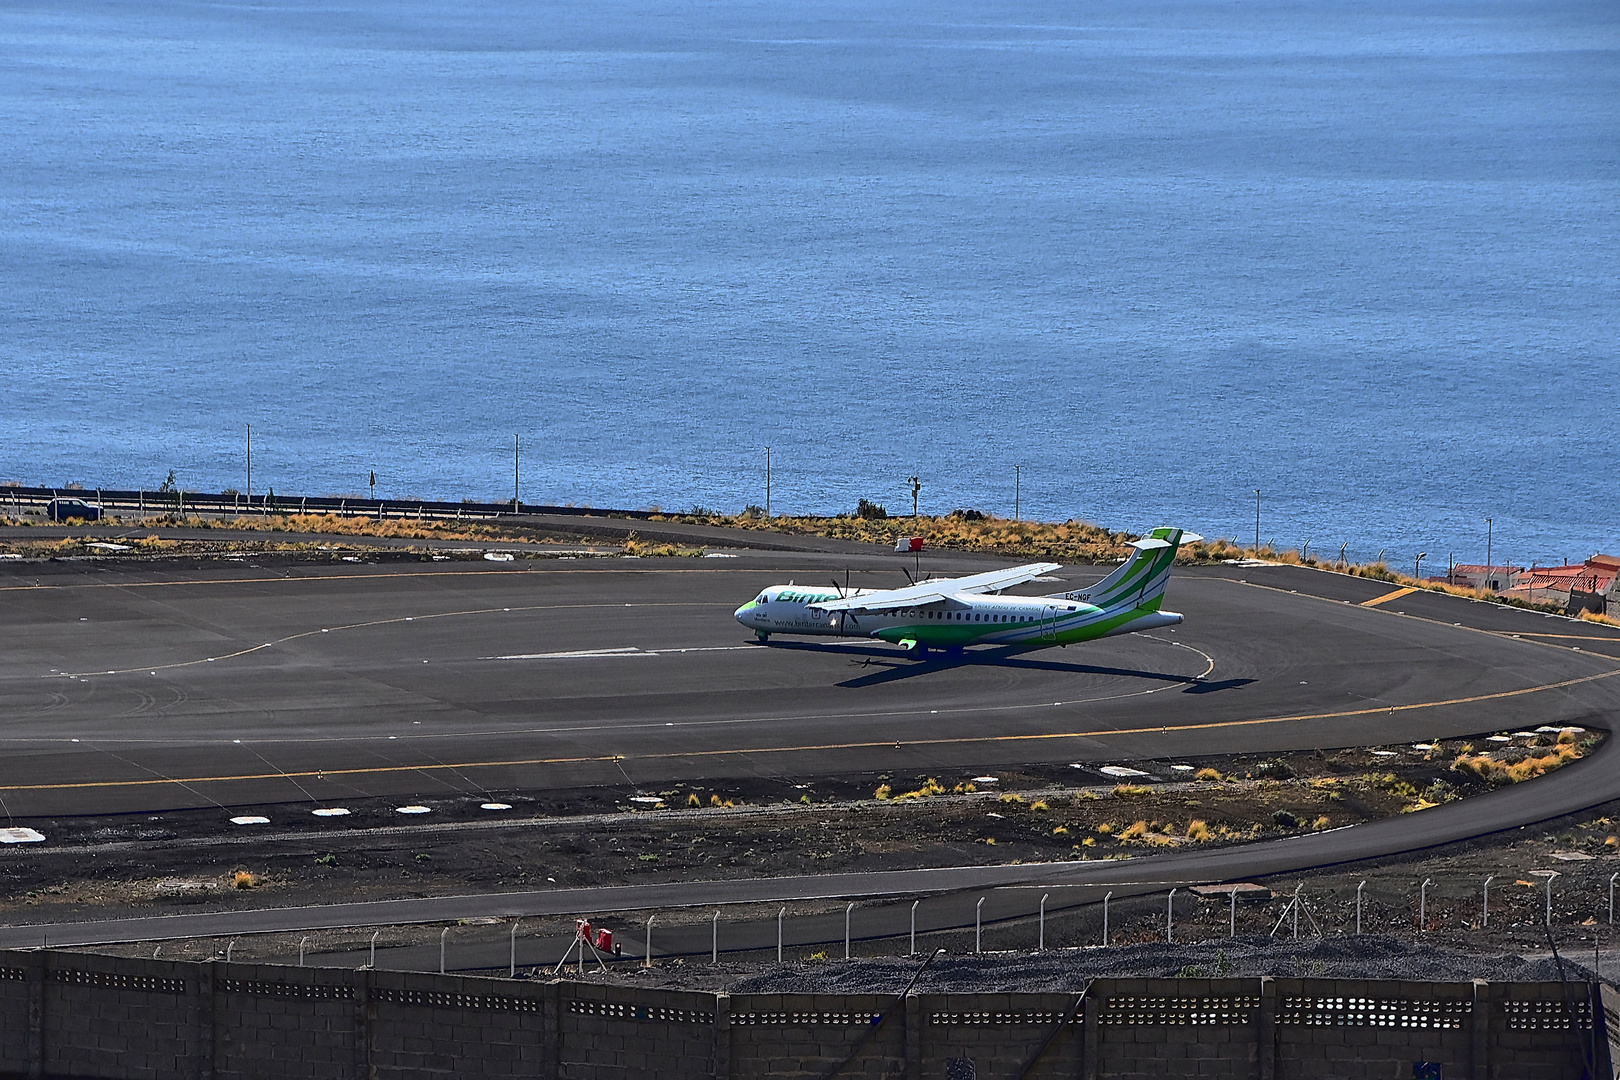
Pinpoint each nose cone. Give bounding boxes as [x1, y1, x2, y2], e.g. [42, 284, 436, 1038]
[734, 600, 756, 626]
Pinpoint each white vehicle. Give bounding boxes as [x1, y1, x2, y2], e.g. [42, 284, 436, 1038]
[734, 528, 1200, 656]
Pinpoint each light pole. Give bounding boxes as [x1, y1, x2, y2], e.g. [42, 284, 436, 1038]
[1014, 465, 1021, 522]
[245, 424, 252, 510]
[513, 434, 520, 513]
[1486, 518, 1493, 586]
[1254, 490, 1261, 551]
[909, 475, 921, 518]
[1415, 552, 1427, 580]
[764, 447, 771, 518]
[369, 470, 376, 501]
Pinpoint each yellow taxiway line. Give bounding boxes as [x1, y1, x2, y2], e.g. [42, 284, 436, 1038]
[1360, 586, 1418, 608]
[7, 664, 1618, 795]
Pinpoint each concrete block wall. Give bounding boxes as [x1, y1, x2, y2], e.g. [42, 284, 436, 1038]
[729, 993, 902, 1080]
[1093, 978, 1260, 1080]
[0, 950, 1606, 1080]
[918, 992, 1082, 1080]
[560, 982, 717, 1080]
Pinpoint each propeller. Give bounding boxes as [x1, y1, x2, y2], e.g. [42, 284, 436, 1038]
[830, 571, 859, 635]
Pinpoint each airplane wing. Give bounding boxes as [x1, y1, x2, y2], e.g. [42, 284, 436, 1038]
[807, 562, 1065, 613]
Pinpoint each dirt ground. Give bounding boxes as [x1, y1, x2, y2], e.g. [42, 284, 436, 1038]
[9, 732, 1617, 975]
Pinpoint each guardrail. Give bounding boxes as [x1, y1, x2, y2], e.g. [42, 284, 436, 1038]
[0, 484, 656, 525]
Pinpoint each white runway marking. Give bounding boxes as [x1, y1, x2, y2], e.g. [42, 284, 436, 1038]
[488, 645, 760, 661]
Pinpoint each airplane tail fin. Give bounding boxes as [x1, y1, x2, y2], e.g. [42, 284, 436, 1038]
[1049, 527, 1201, 612]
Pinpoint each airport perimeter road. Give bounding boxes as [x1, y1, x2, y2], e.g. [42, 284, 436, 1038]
[1, 554, 1617, 818]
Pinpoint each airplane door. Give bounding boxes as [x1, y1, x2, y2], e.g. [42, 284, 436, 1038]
[1041, 604, 1060, 643]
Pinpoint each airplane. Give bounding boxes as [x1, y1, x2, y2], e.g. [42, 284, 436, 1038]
[733, 527, 1202, 656]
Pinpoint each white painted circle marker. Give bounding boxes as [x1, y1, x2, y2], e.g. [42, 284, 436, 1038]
[230, 816, 269, 826]
[312, 808, 350, 817]
[396, 805, 431, 815]
[480, 803, 513, 811]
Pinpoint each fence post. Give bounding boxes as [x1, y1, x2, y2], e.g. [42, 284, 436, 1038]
[975, 897, 984, 954]
[1039, 893, 1048, 952]
[1102, 892, 1110, 947]
[1258, 977, 1276, 1080]
[1230, 886, 1237, 938]
[645, 916, 655, 969]
[910, 900, 918, 956]
[1420, 879, 1432, 932]
[778, 908, 785, 964]
[440, 927, 449, 974]
[1483, 876, 1494, 928]
[845, 903, 853, 960]
[1356, 881, 1365, 934]
[1167, 889, 1176, 943]
[712, 910, 719, 964]
[510, 920, 520, 978]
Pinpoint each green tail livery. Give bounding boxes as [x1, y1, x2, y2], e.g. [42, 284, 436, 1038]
[733, 528, 1202, 656]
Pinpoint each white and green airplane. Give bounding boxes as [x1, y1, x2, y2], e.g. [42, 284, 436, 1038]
[733, 527, 1201, 656]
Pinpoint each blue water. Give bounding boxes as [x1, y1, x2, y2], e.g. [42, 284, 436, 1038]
[3, 0, 1616, 566]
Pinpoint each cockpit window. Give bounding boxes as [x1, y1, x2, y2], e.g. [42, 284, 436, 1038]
[757, 594, 769, 605]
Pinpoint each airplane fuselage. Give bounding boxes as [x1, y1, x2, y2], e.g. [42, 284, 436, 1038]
[733, 586, 1182, 650]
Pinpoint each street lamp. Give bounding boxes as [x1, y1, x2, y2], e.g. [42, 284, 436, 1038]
[1254, 490, 1261, 551]
[764, 446, 771, 518]
[1485, 518, 1493, 585]
[1013, 465, 1021, 522]
[1415, 553, 1427, 580]
[908, 475, 921, 518]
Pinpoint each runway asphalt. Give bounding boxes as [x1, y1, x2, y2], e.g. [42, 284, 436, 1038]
[1, 548, 1617, 820]
[5, 539, 1620, 966]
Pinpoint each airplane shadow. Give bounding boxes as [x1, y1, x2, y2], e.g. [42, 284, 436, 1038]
[751, 640, 1249, 692]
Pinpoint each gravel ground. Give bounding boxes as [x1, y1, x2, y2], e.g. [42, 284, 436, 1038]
[590, 936, 1588, 994]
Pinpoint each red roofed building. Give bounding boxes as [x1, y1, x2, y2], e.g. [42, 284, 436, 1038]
[1507, 556, 1616, 614]
[1446, 564, 1524, 592]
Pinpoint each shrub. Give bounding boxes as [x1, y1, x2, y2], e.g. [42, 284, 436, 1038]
[896, 778, 946, 800]
[687, 794, 701, 808]
[1120, 820, 1148, 841]
[1030, 800, 1049, 811]
[232, 870, 258, 889]
[1186, 820, 1210, 842]
[1112, 785, 1151, 798]
[855, 499, 888, 520]
[1195, 767, 1223, 782]
[1052, 825, 1069, 836]
[1271, 809, 1299, 828]
[314, 854, 337, 867]
[1311, 815, 1331, 830]
[1095, 823, 1115, 835]
[1254, 759, 1294, 780]
[874, 784, 893, 800]
[998, 792, 1025, 805]
[709, 794, 722, 807]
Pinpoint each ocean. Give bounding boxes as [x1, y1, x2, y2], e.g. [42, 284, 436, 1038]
[2, 0, 1616, 567]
